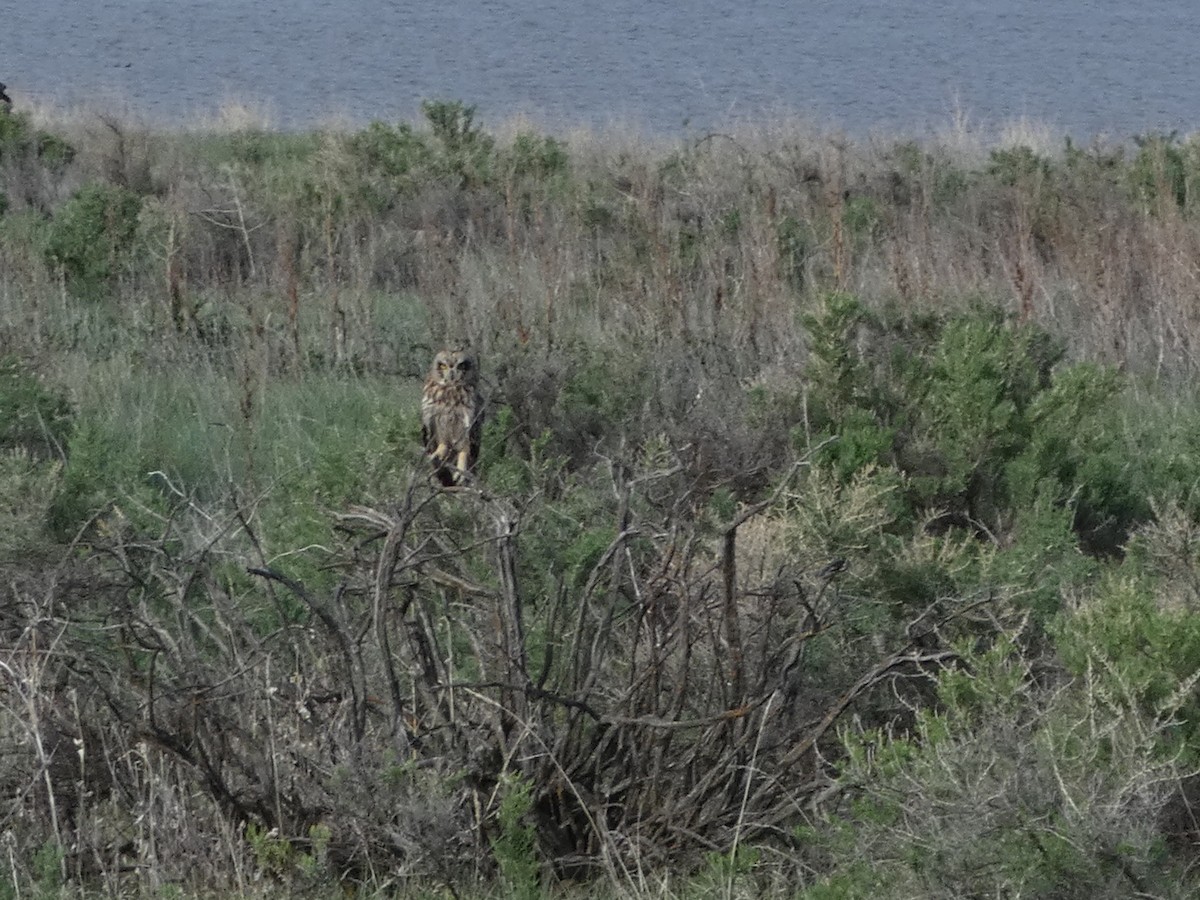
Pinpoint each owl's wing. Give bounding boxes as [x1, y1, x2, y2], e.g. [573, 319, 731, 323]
[420, 392, 437, 452]
[467, 390, 485, 467]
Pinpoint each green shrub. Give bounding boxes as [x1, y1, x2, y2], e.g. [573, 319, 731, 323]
[245, 821, 333, 888]
[31, 840, 65, 900]
[801, 292, 875, 420]
[227, 129, 317, 168]
[1130, 132, 1189, 211]
[0, 109, 74, 218]
[802, 639, 1195, 898]
[992, 492, 1101, 620]
[987, 144, 1051, 187]
[1007, 362, 1141, 553]
[491, 774, 540, 900]
[48, 419, 129, 538]
[909, 315, 1051, 508]
[808, 405, 894, 484]
[843, 195, 881, 244]
[44, 181, 142, 300]
[1054, 574, 1200, 755]
[0, 107, 35, 164]
[0, 359, 70, 558]
[0, 108, 75, 172]
[351, 119, 432, 182]
[798, 297, 1165, 574]
[476, 405, 530, 493]
[509, 132, 568, 181]
[560, 357, 636, 431]
[804, 301, 1067, 529]
[423, 99, 497, 186]
[0, 357, 72, 457]
[886, 140, 970, 207]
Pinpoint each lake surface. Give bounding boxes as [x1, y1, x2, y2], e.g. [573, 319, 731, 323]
[4, 0, 1199, 139]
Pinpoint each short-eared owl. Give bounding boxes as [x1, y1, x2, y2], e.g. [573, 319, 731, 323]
[421, 348, 484, 486]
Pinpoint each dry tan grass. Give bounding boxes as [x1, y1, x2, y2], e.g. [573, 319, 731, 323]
[6, 103, 1200, 381]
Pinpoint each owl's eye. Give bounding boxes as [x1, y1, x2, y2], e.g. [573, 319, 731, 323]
[458, 359, 472, 370]
[437, 362, 447, 371]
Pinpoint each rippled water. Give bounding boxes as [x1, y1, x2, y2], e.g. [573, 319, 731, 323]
[5, 0, 1200, 137]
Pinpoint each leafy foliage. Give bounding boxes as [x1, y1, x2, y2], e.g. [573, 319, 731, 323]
[352, 99, 499, 190]
[798, 295, 1152, 562]
[43, 181, 142, 300]
[803, 639, 1195, 898]
[491, 775, 540, 899]
[0, 356, 72, 457]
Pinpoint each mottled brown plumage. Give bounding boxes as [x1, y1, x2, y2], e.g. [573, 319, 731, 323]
[421, 348, 484, 486]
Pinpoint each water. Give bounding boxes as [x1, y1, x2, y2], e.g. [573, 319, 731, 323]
[4, 0, 1199, 138]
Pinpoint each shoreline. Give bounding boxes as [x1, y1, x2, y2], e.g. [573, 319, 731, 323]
[4, 88, 1182, 151]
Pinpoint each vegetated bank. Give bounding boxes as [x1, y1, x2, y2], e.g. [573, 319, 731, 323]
[3, 100, 1200, 897]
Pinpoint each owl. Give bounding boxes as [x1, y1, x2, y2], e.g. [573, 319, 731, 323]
[421, 348, 484, 486]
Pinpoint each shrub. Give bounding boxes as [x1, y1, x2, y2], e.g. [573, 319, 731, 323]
[491, 774, 540, 899]
[1007, 362, 1141, 553]
[352, 100, 498, 191]
[803, 639, 1197, 898]
[905, 315, 1054, 514]
[509, 131, 569, 181]
[1130, 132, 1189, 211]
[351, 119, 432, 182]
[0, 356, 72, 458]
[0, 108, 75, 213]
[44, 181, 142, 300]
[801, 292, 875, 420]
[1054, 572, 1200, 756]
[987, 144, 1051, 187]
[798, 299, 1151, 558]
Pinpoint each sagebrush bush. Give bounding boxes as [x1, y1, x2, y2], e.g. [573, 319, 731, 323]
[802, 639, 1197, 899]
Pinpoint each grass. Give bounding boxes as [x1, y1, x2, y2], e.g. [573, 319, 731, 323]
[7, 101, 1200, 897]
[54, 353, 416, 491]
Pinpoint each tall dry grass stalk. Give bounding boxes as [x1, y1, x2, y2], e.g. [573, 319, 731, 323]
[6, 104, 1200, 385]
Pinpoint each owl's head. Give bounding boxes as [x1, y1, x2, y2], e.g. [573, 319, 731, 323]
[430, 348, 479, 386]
